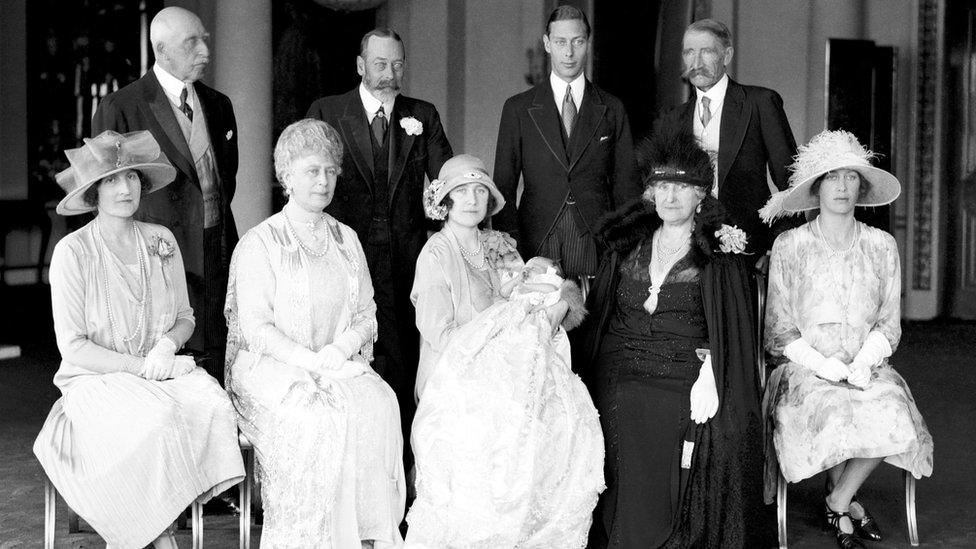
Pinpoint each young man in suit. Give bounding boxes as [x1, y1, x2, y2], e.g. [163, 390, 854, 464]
[658, 18, 798, 259]
[306, 29, 453, 474]
[493, 5, 640, 286]
[92, 6, 239, 383]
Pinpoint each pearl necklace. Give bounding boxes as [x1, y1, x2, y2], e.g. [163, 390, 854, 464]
[284, 212, 330, 257]
[99, 221, 150, 347]
[303, 215, 327, 240]
[644, 230, 690, 314]
[816, 216, 859, 255]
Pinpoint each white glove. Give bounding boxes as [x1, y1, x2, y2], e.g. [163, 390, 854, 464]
[317, 360, 368, 380]
[171, 355, 197, 378]
[142, 337, 178, 381]
[850, 331, 892, 370]
[690, 355, 719, 424]
[317, 344, 347, 372]
[847, 363, 871, 388]
[783, 338, 848, 382]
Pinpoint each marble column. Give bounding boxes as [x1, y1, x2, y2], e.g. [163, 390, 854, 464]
[213, 0, 273, 234]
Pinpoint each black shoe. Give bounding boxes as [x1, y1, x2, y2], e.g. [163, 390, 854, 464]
[824, 500, 865, 549]
[202, 490, 240, 515]
[850, 495, 883, 541]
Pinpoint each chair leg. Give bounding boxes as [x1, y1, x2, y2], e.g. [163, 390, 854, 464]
[240, 446, 254, 549]
[904, 471, 919, 546]
[44, 475, 56, 549]
[192, 499, 203, 549]
[777, 470, 788, 549]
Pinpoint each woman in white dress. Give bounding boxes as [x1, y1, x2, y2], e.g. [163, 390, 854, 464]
[406, 154, 604, 549]
[225, 119, 404, 548]
[760, 130, 933, 549]
[34, 130, 245, 549]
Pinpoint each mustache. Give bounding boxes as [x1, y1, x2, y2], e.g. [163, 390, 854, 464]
[681, 66, 713, 80]
[376, 78, 401, 90]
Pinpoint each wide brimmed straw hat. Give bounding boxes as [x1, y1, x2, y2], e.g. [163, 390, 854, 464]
[423, 154, 506, 220]
[759, 129, 900, 224]
[55, 130, 176, 216]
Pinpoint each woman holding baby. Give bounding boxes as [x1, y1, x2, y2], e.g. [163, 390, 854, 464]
[406, 154, 605, 548]
[224, 119, 405, 548]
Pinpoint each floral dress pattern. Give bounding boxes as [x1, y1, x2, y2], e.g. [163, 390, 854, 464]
[763, 221, 933, 497]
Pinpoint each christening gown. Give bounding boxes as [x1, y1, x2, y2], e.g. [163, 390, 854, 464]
[34, 220, 244, 549]
[407, 229, 604, 549]
[763, 221, 934, 500]
[225, 212, 405, 548]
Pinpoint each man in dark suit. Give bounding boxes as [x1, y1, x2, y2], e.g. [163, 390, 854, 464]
[493, 5, 640, 284]
[93, 7, 238, 382]
[658, 18, 797, 257]
[306, 29, 453, 471]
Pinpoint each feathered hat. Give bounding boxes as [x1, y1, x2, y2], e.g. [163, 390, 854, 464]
[637, 125, 714, 189]
[759, 129, 901, 224]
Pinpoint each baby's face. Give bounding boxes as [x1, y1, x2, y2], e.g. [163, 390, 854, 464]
[523, 257, 555, 278]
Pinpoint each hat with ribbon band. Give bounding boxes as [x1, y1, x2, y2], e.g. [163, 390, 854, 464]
[423, 154, 506, 220]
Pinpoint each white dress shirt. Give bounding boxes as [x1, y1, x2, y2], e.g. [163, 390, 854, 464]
[693, 73, 729, 196]
[153, 64, 197, 112]
[549, 72, 585, 117]
[359, 83, 396, 123]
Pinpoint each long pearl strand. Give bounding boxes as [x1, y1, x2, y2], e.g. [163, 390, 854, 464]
[100, 222, 151, 348]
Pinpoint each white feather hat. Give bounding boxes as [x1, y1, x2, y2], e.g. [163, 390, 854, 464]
[759, 130, 900, 224]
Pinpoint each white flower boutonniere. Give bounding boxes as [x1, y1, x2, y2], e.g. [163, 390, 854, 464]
[149, 234, 176, 265]
[400, 117, 423, 136]
[715, 224, 748, 254]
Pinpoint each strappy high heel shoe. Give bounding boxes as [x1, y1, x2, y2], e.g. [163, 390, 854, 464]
[824, 499, 865, 549]
[850, 494, 883, 541]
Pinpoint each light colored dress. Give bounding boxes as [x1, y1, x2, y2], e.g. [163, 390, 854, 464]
[406, 229, 605, 549]
[33, 220, 245, 549]
[225, 212, 405, 548]
[763, 221, 934, 497]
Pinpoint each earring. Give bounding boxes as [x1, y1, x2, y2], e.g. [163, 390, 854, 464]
[696, 202, 702, 214]
[283, 186, 292, 197]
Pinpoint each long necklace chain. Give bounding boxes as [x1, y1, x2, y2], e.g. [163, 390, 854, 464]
[99, 221, 150, 347]
[284, 212, 330, 257]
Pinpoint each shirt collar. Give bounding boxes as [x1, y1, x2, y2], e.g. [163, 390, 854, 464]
[549, 71, 585, 102]
[694, 72, 729, 104]
[153, 64, 193, 103]
[358, 82, 396, 118]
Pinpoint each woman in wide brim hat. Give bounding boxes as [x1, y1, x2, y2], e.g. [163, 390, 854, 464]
[761, 130, 933, 549]
[34, 130, 245, 549]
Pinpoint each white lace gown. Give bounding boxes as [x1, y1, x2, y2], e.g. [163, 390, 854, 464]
[406, 230, 605, 548]
[225, 213, 405, 548]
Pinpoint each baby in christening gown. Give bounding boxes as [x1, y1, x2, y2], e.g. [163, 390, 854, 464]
[408, 256, 603, 548]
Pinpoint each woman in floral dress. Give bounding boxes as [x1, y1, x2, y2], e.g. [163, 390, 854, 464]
[760, 130, 933, 549]
[406, 154, 604, 548]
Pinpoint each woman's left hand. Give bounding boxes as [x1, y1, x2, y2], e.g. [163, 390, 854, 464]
[690, 355, 719, 424]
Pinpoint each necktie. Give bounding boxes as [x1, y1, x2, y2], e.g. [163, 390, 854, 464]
[562, 85, 577, 137]
[371, 106, 388, 145]
[700, 96, 712, 128]
[179, 87, 193, 122]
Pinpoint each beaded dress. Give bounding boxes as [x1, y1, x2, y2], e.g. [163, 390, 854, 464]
[592, 240, 708, 548]
[225, 212, 405, 548]
[33, 220, 244, 549]
[406, 228, 604, 548]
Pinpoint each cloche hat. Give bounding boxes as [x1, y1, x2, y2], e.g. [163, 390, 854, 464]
[423, 153, 506, 220]
[759, 129, 901, 224]
[55, 130, 176, 216]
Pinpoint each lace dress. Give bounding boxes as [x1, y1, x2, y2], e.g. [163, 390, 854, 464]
[592, 240, 708, 549]
[34, 221, 244, 548]
[762, 222, 933, 498]
[225, 213, 405, 548]
[406, 229, 604, 548]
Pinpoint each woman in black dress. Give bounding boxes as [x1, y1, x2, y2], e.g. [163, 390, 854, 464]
[579, 129, 772, 548]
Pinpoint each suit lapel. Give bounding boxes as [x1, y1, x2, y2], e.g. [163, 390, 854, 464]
[718, 79, 748, 189]
[338, 91, 374, 193]
[527, 83, 569, 172]
[566, 80, 607, 172]
[142, 73, 197, 186]
[388, 98, 416, 206]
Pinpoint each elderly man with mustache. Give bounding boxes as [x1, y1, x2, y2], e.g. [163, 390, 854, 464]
[655, 18, 798, 258]
[306, 28, 453, 482]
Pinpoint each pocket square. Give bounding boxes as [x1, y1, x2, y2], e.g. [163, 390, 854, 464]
[599, 135, 610, 142]
[226, 130, 234, 140]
